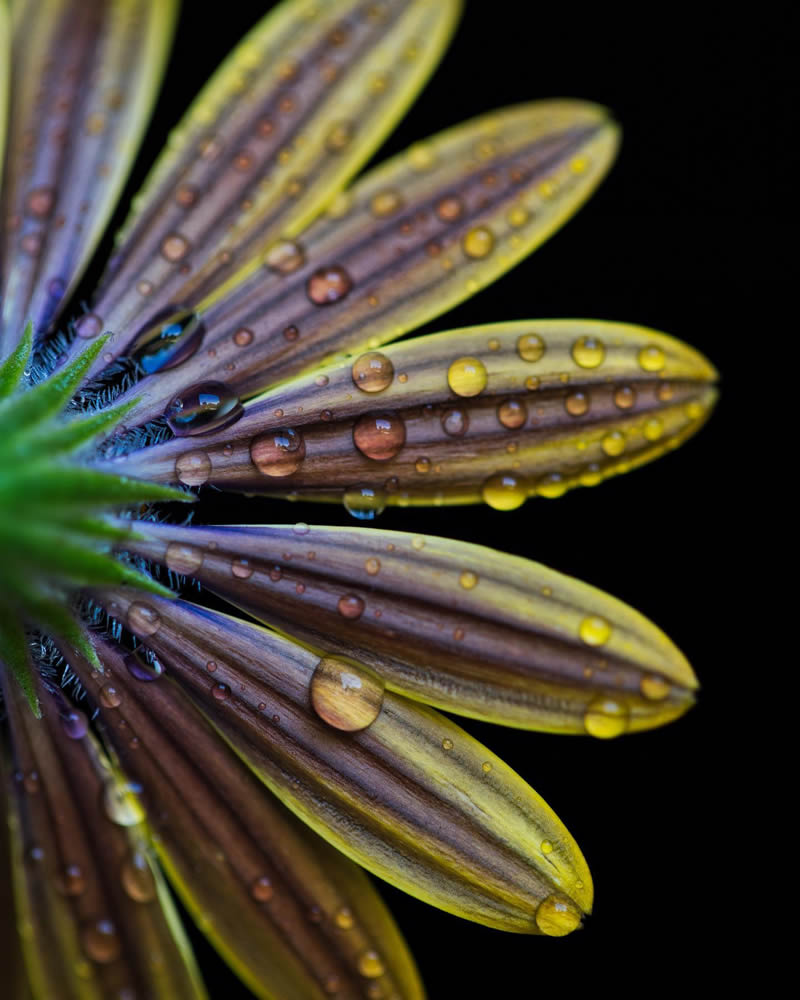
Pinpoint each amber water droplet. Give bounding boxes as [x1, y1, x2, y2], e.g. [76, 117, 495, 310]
[124, 649, 163, 682]
[415, 456, 431, 474]
[497, 398, 527, 429]
[565, 391, 590, 416]
[307, 265, 353, 305]
[335, 906, 355, 929]
[482, 472, 527, 511]
[572, 335, 606, 369]
[517, 333, 546, 362]
[638, 344, 666, 372]
[250, 876, 274, 902]
[357, 951, 386, 979]
[337, 594, 365, 619]
[579, 615, 612, 646]
[326, 120, 354, 152]
[343, 485, 386, 520]
[55, 863, 86, 897]
[441, 737, 454, 751]
[352, 352, 394, 392]
[353, 413, 406, 461]
[657, 382, 674, 402]
[462, 226, 494, 259]
[161, 233, 189, 262]
[614, 385, 636, 410]
[265, 240, 305, 273]
[584, 696, 629, 738]
[459, 571, 478, 590]
[601, 431, 625, 457]
[535, 894, 582, 936]
[640, 674, 671, 700]
[129, 309, 204, 374]
[370, 190, 403, 217]
[121, 854, 156, 903]
[441, 407, 469, 436]
[165, 542, 203, 575]
[211, 683, 230, 702]
[175, 449, 212, 486]
[165, 382, 243, 436]
[250, 428, 306, 476]
[364, 557, 381, 576]
[448, 356, 487, 397]
[310, 658, 384, 731]
[127, 602, 161, 636]
[232, 558, 254, 579]
[436, 195, 463, 221]
[233, 327, 254, 347]
[82, 920, 121, 964]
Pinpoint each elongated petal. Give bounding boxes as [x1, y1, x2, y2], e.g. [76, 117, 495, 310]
[113, 320, 716, 508]
[58, 0, 461, 376]
[84, 100, 618, 418]
[0, 2, 8, 188]
[65, 635, 425, 1000]
[0, 0, 177, 357]
[97, 589, 592, 933]
[120, 521, 696, 733]
[0, 759, 33, 1000]
[0, 672, 207, 999]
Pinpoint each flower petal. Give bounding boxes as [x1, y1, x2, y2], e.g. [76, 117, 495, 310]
[66, 634, 425, 1000]
[0, 671, 207, 999]
[97, 590, 592, 933]
[113, 319, 716, 508]
[120, 521, 696, 733]
[0, 2, 9, 188]
[0, 0, 178, 358]
[88, 100, 618, 421]
[57, 0, 462, 376]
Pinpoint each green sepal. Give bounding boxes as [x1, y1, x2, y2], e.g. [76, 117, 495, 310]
[2, 397, 140, 460]
[13, 581, 102, 673]
[0, 464, 189, 508]
[0, 321, 32, 399]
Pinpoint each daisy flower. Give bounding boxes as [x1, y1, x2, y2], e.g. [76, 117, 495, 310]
[0, 1, 717, 997]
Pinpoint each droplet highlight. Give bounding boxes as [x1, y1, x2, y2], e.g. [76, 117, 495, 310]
[310, 658, 385, 731]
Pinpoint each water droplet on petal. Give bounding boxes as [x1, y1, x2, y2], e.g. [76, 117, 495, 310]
[584, 696, 629, 738]
[353, 413, 406, 460]
[640, 674, 671, 700]
[370, 190, 403, 217]
[638, 345, 666, 372]
[448, 356, 487, 397]
[482, 472, 527, 510]
[55, 864, 86, 896]
[436, 195, 463, 221]
[232, 558, 253, 579]
[337, 594, 365, 619]
[250, 428, 306, 476]
[343, 485, 387, 520]
[60, 710, 88, 740]
[572, 336, 605, 369]
[601, 431, 625, 457]
[175, 449, 212, 486]
[103, 781, 145, 827]
[441, 407, 469, 436]
[265, 240, 305, 273]
[127, 603, 161, 636]
[130, 308, 205, 374]
[124, 649, 163, 682]
[357, 951, 386, 978]
[121, 853, 156, 902]
[459, 571, 478, 590]
[161, 233, 190, 262]
[364, 557, 381, 576]
[535, 894, 582, 936]
[233, 327, 254, 347]
[462, 226, 494, 259]
[334, 906, 354, 929]
[82, 920, 121, 963]
[517, 333, 545, 362]
[165, 382, 243, 436]
[352, 352, 394, 392]
[310, 658, 384, 731]
[643, 417, 663, 441]
[165, 542, 203, 575]
[441, 737, 454, 751]
[497, 398, 527, 428]
[614, 385, 636, 410]
[251, 876, 274, 902]
[579, 615, 612, 646]
[307, 265, 353, 305]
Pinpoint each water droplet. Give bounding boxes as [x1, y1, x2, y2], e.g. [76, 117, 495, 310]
[534, 894, 582, 936]
[657, 382, 674, 402]
[448, 356, 487, 397]
[121, 853, 156, 902]
[481, 761, 492, 773]
[310, 658, 384, 731]
[338, 594, 365, 619]
[565, 391, 590, 416]
[441, 737, 454, 751]
[357, 950, 386, 978]
[517, 333, 546, 362]
[326, 120, 354, 152]
[352, 351, 394, 392]
[525, 375, 540, 391]
[579, 615, 612, 646]
[165, 381, 243, 437]
[436, 195, 463, 222]
[353, 413, 406, 460]
[231, 558, 254, 579]
[250, 876, 274, 902]
[129, 308, 205, 374]
[175, 184, 198, 207]
[165, 542, 203, 575]
[124, 649, 163, 682]
[233, 327, 254, 347]
[507, 205, 529, 227]
[25, 186, 55, 218]
[584, 696, 629, 738]
[343, 485, 386, 520]
[103, 781, 145, 827]
[497, 398, 527, 429]
[571, 335, 605, 369]
[370, 190, 403, 217]
[76, 313, 103, 339]
[640, 674, 671, 700]
[459, 571, 478, 590]
[161, 233, 190, 262]
[211, 683, 230, 702]
[127, 602, 161, 637]
[55, 863, 86, 896]
[60, 710, 88, 740]
[686, 400, 705, 420]
[266, 240, 305, 274]
[541, 840, 554, 854]
[462, 226, 494, 259]
[601, 431, 626, 457]
[307, 265, 353, 305]
[638, 345, 666, 372]
[441, 407, 469, 436]
[82, 920, 121, 963]
[334, 906, 355, 929]
[614, 385, 636, 410]
[414, 457, 431, 474]
[283, 324, 299, 341]
[408, 143, 435, 170]
[22, 771, 40, 794]
[250, 428, 306, 476]
[364, 557, 381, 576]
[643, 418, 663, 441]
[482, 472, 527, 510]
[175, 449, 212, 486]
[537, 473, 568, 499]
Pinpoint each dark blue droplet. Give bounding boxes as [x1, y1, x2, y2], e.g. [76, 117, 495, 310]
[165, 381, 243, 436]
[129, 307, 205, 374]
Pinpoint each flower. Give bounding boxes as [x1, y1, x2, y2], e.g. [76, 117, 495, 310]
[0, 1, 718, 998]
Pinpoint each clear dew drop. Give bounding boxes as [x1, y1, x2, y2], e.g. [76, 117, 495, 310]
[357, 951, 386, 979]
[482, 472, 527, 510]
[364, 557, 381, 576]
[353, 413, 406, 461]
[165, 541, 203, 575]
[250, 876, 274, 902]
[165, 382, 243, 436]
[462, 226, 494, 259]
[352, 351, 394, 392]
[124, 649, 163, 683]
[250, 427, 306, 476]
[638, 344, 666, 372]
[265, 240, 305, 274]
[565, 391, 590, 416]
[231, 558, 254, 579]
[81, 919, 122, 964]
[343, 485, 387, 520]
[448, 356, 487, 397]
[129, 308, 205, 374]
[103, 781, 145, 827]
[60, 709, 88, 740]
[571, 335, 606, 369]
[497, 398, 527, 429]
[55, 863, 86, 897]
[121, 853, 156, 903]
[517, 332, 546, 362]
[584, 696, 629, 738]
[441, 407, 469, 436]
[614, 385, 636, 410]
[337, 594, 365, 619]
[459, 571, 478, 590]
[534, 894, 582, 936]
[579, 615, 612, 646]
[175, 449, 212, 486]
[307, 265, 353, 305]
[640, 674, 671, 700]
[211, 683, 230, 702]
[310, 657, 385, 732]
[127, 602, 161, 637]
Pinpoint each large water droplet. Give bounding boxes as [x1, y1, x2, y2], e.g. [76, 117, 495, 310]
[82, 919, 122, 963]
[127, 602, 161, 637]
[448, 356, 487, 397]
[165, 541, 203, 575]
[441, 407, 469, 436]
[497, 398, 527, 429]
[517, 332, 546, 362]
[482, 472, 527, 510]
[310, 657, 384, 731]
[337, 593, 365, 619]
[129, 308, 205, 374]
[534, 894, 582, 936]
[571, 335, 605, 369]
[307, 265, 353, 305]
[462, 226, 494, 259]
[578, 615, 612, 646]
[250, 428, 306, 476]
[353, 413, 406, 461]
[121, 853, 156, 902]
[638, 344, 666, 372]
[124, 648, 164, 682]
[175, 450, 212, 486]
[352, 352, 394, 392]
[165, 382, 243, 436]
[343, 485, 387, 520]
[584, 696, 629, 738]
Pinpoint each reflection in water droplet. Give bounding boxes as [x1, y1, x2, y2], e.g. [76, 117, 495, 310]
[534, 894, 582, 936]
[353, 413, 406, 460]
[364, 557, 381, 576]
[571, 336, 605, 369]
[538, 473, 568, 499]
[497, 398, 527, 429]
[165, 382, 243, 437]
[175, 449, 212, 486]
[127, 602, 161, 637]
[60, 710, 88, 740]
[211, 683, 230, 702]
[103, 781, 145, 827]
[165, 542, 203, 575]
[307, 265, 353, 305]
[232, 558, 254, 580]
[337, 594, 365, 619]
[343, 485, 387, 520]
[579, 615, 612, 646]
[614, 385, 636, 410]
[251, 876, 274, 902]
[517, 333, 546, 362]
[124, 649, 163, 682]
[310, 658, 385, 731]
[584, 696, 629, 738]
[121, 853, 156, 903]
[129, 309, 205, 374]
[82, 919, 122, 963]
[352, 352, 394, 392]
[462, 226, 494, 259]
[250, 428, 306, 476]
[640, 674, 671, 700]
[265, 240, 305, 274]
[441, 407, 469, 436]
[448, 356, 487, 397]
[482, 472, 527, 510]
[638, 345, 666, 372]
[357, 950, 386, 979]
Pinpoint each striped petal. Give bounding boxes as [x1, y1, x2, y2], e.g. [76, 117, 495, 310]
[96, 589, 593, 934]
[81, 99, 618, 419]
[118, 521, 697, 733]
[0, 2, 9, 188]
[0, 670, 206, 999]
[57, 0, 461, 377]
[65, 634, 425, 1000]
[0, 0, 177, 358]
[112, 320, 716, 508]
[0, 764, 32, 1000]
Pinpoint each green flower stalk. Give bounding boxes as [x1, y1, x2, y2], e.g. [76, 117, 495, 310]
[0, 1, 717, 997]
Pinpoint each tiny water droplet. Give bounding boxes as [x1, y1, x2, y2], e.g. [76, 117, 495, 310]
[307, 265, 353, 305]
[357, 951, 386, 979]
[121, 853, 156, 902]
[441, 737, 454, 751]
[364, 557, 381, 575]
[459, 571, 478, 590]
[55, 863, 86, 896]
[103, 781, 145, 827]
[82, 920, 121, 963]
[60, 710, 88, 740]
[265, 240, 305, 274]
[601, 431, 625, 457]
[441, 407, 469, 436]
[250, 876, 274, 902]
[614, 385, 636, 410]
[231, 558, 254, 579]
[640, 674, 671, 700]
[334, 906, 355, 929]
[565, 391, 590, 416]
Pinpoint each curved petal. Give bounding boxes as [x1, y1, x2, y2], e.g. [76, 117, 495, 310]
[57, 0, 462, 376]
[112, 319, 716, 507]
[97, 589, 593, 934]
[83, 100, 618, 417]
[118, 521, 696, 733]
[0, 0, 178, 358]
[0, 2, 9, 190]
[0, 668, 207, 999]
[65, 634, 425, 1000]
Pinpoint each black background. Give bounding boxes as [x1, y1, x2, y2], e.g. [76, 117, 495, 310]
[95, 2, 778, 995]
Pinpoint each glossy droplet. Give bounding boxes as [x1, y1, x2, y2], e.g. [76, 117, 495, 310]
[482, 472, 527, 511]
[232, 558, 254, 579]
[335, 906, 355, 929]
[265, 240, 305, 274]
[640, 674, 671, 700]
[462, 226, 494, 259]
[233, 327, 254, 347]
[307, 265, 353, 305]
[121, 853, 156, 903]
[614, 385, 637, 410]
[365, 557, 381, 576]
[353, 413, 406, 461]
[161, 233, 190, 262]
[25, 186, 56, 218]
[250, 876, 274, 902]
[579, 615, 612, 646]
[436, 195, 464, 222]
[127, 602, 160, 637]
[638, 345, 666, 372]
[481, 761, 492, 774]
[497, 398, 527, 429]
[82, 920, 121, 964]
[370, 190, 403, 216]
[643, 418, 663, 441]
[534, 894, 582, 936]
[326, 120, 354, 152]
[541, 840, 554, 855]
[441, 738, 454, 751]
[517, 333, 546, 362]
[537, 473, 568, 499]
[124, 649, 163, 682]
[55, 863, 86, 897]
[584, 696, 629, 738]
[343, 485, 386, 520]
[250, 428, 306, 476]
[165, 542, 203, 575]
[601, 431, 626, 457]
[572, 336, 605, 369]
[175, 449, 212, 486]
[103, 781, 145, 827]
[76, 312, 103, 339]
[415, 457, 431, 474]
[165, 382, 243, 436]
[565, 391, 590, 416]
[60, 710, 88, 740]
[129, 309, 205, 374]
[448, 356, 487, 397]
[352, 352, 394, 392]
[310, 658, 385, 731]
[459, 571, 478, 590]
[441, 407, 469, 436]
[211, 683, 230, 702]
[338, 594, 365, 619]
[357, 951, 386, 979]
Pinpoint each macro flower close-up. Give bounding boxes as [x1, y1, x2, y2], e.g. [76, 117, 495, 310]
[0, 1, 726, 997]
